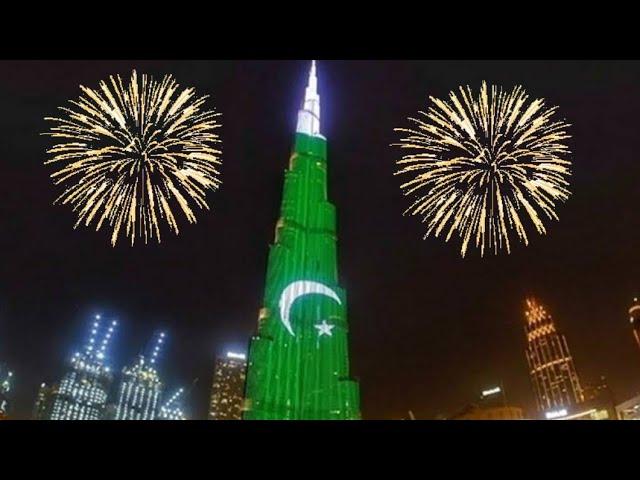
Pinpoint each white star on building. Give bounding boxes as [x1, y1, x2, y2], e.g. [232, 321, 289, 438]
[314, 320, 335, 337]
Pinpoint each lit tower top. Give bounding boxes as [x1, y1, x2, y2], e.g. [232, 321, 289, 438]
[628, 297, 640, 353]
[296, 60, 324, 139]
[79, 314, 117, 365]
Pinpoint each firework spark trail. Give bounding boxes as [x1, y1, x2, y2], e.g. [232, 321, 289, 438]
[44, 70, 222, 246]
[393, 81, 572, 258]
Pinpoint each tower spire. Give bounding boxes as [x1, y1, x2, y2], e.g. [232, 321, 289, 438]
[84, 315, 101, 356]
[149, 331, 166, 366]
[96, 319, 117, 362]
[296, 60, 323, 139]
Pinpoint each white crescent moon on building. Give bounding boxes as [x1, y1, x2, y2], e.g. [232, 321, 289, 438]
[278, 280, 342, 336]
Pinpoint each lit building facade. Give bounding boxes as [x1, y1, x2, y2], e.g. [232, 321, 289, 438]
[628, 297, 640, 353]
[543, 377, 616, 420]
[243, 61, 360, 420]
[524, 298, 584, 416]
[544, 403, 613, 420]
[114, 356, 162, 420]
[208, 352, 247, 420]
[0, 364, 13, 419]
[50, 315, 117, 420]
[114, 332, 165, 420]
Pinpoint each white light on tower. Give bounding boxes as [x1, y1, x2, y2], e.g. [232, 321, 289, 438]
[149, 331, 166, 365]
[481, 386, 502, 398]
[296, 60, 324, 139]
[226, 352, 246, 360]
[545, 408, 568, 419]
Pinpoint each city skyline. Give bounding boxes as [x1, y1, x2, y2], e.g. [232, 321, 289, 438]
[4, 293, 637, 419]
[2, 60, 640, 419]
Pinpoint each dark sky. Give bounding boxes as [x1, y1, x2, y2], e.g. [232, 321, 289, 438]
[1, 60, 640, 420]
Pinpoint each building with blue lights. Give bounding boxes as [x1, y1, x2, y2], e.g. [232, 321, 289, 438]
[114, 332, 166, 420]
[49, 315, 117, 420]
[0, 364, 13, 419]
[158, 387, 187, 420]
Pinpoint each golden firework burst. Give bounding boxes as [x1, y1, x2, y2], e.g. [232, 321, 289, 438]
[393, 81, 572, 257]
[44, 70, 222, 246]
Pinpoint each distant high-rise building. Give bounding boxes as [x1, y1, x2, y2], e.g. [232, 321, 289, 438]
[49, 315, 117, 420]
[524, 298, 584, 416]
[628, 297, 640, 353]
[114, 332, 166, 420]
[208, 351, 247, 420]
[0, 364, 13, 419]
[33, 382, 58, 420]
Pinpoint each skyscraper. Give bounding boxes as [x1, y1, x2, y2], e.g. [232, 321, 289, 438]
[208, 351, 246, 420]
[243, 61, 361, 420]
[628, 297, 640, 353]
[524, 298, 584, 416]
[49, 315, 117, 420]
[114, 332, 166, 420]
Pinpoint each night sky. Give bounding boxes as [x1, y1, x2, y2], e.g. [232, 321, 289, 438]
[2, 60, 640, 420]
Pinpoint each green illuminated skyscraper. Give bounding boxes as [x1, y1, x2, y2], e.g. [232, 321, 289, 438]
[243, 61, 361, 420]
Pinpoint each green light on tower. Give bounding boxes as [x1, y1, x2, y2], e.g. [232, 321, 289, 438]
[243, 61, 361, 420]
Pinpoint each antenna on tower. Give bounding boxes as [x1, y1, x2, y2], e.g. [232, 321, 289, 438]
[96, 318, 117, 362]
[84, 314, 102, 356]
[149, 331, 166, 366]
